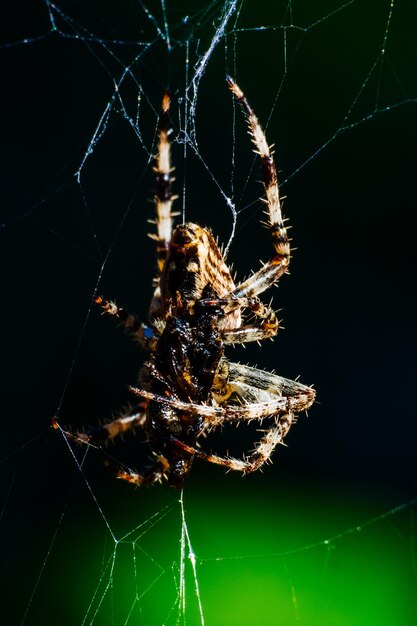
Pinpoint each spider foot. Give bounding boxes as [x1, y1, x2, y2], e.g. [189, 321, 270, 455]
[115, 455, 170, 487]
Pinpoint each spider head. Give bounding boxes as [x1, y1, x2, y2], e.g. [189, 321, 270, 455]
[170, 223, 201, 253]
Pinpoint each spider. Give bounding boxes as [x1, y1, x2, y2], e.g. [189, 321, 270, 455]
[58, 77, 315, 488]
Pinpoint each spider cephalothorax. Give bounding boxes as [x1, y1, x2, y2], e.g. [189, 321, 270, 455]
[60, 77, 315, 488]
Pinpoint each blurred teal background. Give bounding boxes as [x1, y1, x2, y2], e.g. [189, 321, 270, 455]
[1, 1, 417, 624]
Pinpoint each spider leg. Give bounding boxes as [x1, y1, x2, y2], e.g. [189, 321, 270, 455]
[92, 96, 178, 341]
[171, 411, 294, 473]
[130, 386, 286, 424]
[86, 449, 169, 487]
[227, 77, 290, 300]
[129, 379, 313, 425]
[198, 296, 279, 343]
[60, 404, 148, 447]
[114, 455, 170, 487]
[94, 296, 153, 347]
[55, 406, 169, 487]
[221, 314, 277, 343]
[149, 92, 179, 318]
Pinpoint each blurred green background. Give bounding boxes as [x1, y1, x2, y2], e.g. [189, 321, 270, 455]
[1, 1, 417, 624]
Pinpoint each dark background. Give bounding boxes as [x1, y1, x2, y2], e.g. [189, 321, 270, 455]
[1, 1, 417, 624]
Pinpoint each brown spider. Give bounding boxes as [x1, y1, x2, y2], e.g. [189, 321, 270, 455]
[58, 78, 315, 488]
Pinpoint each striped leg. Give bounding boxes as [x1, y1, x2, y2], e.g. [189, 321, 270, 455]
[171, 412, 294, 474]
[148, 92, 178, 317]
[197, 295, 279, 342]
[54, 406, 167, 487]
[94, 296, 153, 346]
[129, 369, 315, 426]
[129, 386, 289, 425]
[227, 77, 290, 301]
[56, 406, 148, 447]
[115, 455, 170, 487]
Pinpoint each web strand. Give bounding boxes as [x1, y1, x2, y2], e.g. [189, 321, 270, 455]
[1, 1, 416, 624]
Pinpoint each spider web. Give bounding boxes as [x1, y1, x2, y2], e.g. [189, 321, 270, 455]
[1, 1, 417, 624]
